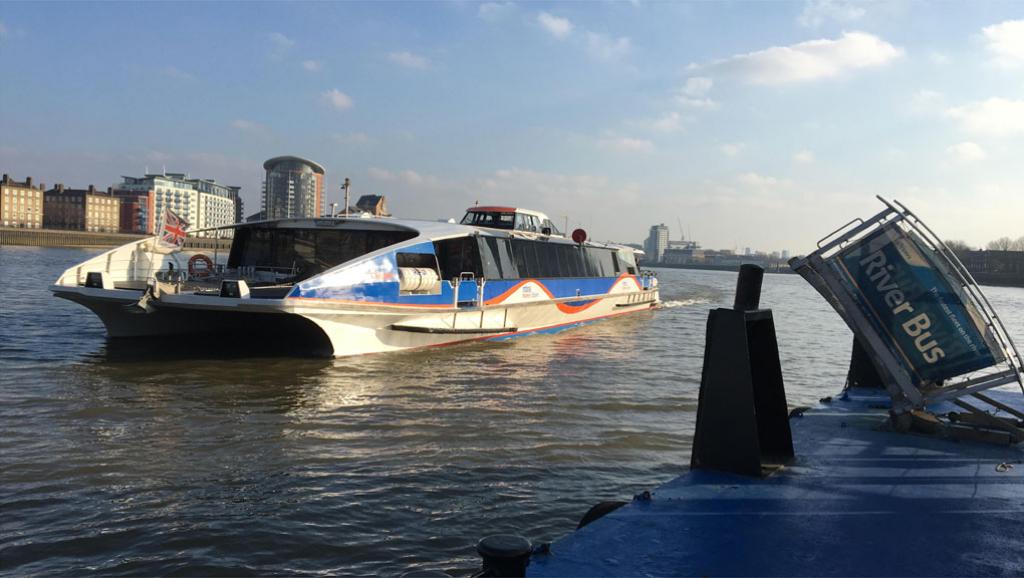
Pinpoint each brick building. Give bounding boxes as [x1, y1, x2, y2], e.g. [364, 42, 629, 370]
[112, 189, 156, 234]
[44, 184, 121, 233]
[1, 174, 45, 229]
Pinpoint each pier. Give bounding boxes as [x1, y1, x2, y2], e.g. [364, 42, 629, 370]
[529, 387, 1024, 577]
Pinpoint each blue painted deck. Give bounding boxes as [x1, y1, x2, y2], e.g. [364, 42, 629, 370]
[530, 387, 1024, 577]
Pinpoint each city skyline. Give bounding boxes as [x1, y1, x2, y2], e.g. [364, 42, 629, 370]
[1, 2, 1022, 253]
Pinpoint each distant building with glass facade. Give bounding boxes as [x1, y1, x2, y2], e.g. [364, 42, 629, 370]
[262, 156, 325, 220]
[117, 173, 241, 237]
[644, 223, 670, 263]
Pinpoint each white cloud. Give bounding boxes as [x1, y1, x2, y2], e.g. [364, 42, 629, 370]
[367, 167, 439, 188]
[929, 51, 949, 65]
[945, 98, 1024, 136]
[231, 119, 262, 131]
[598, 136, 655, 153]
[682, 77, 713, 97]
[322, 89, 354, 110]
[537, 12, 573, 39]
[946, 142, 987, 163]
[269, 32, 294, 48]
[912, 88, 943, 108]
[793, 149, 815, 163]
[388, 51, 431, 70]
[368, 167, 394, 181]
[162, 66, 195, 81]
[650, 112, 685, 133]
[719, 143, 745, 157]
[678, 96, 719, 109]
[982, 20, 1024, 67]
[331, 132, 369, 145]
[798, 0, 866, 28]
[268, 32, 294, 60]
[586, 32, 631, 61]
[737, 172, 792, 188]
[699, 31, 903, 85]
[301, 60, 322, 72]
[478, 2, 516, 22]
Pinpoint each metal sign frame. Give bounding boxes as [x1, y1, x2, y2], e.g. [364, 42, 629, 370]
[790, 196, 1023, 412]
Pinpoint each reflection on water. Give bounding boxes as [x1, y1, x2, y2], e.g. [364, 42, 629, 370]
[2, 246, 1021, 576]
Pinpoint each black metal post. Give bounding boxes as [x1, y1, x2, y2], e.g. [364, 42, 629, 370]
[733, 264, 764, 311]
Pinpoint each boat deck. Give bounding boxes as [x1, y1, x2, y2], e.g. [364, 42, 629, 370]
[529, 387, 1024, 577]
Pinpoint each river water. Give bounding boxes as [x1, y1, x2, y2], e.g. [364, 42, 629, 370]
[2, 246, 1022, 576]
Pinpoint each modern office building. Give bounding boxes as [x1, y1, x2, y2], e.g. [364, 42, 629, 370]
[44, 184, 121, 233]
[117, 173, 241, 237]
[0, 174, 45, 229]
[262, 156, 325, 220]
[644, 223, 670, 263]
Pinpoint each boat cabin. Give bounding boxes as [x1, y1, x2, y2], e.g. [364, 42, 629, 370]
[461, 206, 562, 236]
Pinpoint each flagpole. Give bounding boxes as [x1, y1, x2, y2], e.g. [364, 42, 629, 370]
[146, 207, 165, 284]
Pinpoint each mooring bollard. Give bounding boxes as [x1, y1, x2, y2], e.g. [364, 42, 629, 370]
[691, 263, 795, 477]
[733, 263, 764, 311]
[476, 534, 532, 577]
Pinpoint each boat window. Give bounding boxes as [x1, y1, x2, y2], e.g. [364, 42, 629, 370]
[461, 211, 515, 230]
[478, 237, 518, 279]
[434, 236, 483, 280]
[541, 219, 561, 236]
[617, 250, 637, 275]
[514, 213, 539, 233]
[228, 227, 417, 281]
[508, 238, 621, 279]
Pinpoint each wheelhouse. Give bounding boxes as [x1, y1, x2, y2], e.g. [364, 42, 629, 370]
[460, 206, 562, 236]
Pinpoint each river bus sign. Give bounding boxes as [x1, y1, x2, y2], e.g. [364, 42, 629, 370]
[790, 197, 1023, 410]
[831, 223, 1000, 386]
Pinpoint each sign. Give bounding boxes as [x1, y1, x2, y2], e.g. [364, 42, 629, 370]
[828, 223, 1001, 386]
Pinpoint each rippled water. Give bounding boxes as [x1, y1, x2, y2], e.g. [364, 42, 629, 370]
[2, 246, 1022, 576]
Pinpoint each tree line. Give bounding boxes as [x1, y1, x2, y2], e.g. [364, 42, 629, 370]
[945, 236, 1024, 252]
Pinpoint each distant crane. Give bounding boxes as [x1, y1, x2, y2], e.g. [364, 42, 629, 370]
[677, 217, 685, 241]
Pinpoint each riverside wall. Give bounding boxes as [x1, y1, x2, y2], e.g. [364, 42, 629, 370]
[0, 227, 232, 251]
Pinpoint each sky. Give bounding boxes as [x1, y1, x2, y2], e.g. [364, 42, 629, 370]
[1, 1, 1022, 253]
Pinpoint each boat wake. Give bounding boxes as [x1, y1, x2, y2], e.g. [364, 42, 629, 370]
[656, 298, 710, 309]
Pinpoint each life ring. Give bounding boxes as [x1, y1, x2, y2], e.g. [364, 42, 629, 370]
[188, 254, 214, 278]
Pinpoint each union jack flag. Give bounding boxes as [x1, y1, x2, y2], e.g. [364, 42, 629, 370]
[158, 208, 189, 251]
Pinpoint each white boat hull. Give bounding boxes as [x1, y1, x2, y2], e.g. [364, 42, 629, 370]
[52, 284, 659, 357]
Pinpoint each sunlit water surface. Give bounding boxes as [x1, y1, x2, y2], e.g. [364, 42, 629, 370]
[2, 246, 1022, 575]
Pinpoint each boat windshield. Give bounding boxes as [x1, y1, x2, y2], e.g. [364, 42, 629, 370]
[227, 226, 416, 283]
[461, 211, 515, 230]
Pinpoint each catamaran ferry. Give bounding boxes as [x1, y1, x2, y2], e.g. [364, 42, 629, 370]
[51, 206, 659, 356]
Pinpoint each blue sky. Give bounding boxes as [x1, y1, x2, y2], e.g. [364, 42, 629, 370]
[1, 1, 1022, 252]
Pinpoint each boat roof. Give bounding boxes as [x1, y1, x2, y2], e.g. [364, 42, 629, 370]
[465, 206, 550, 219]
[191, 215, 627, 250]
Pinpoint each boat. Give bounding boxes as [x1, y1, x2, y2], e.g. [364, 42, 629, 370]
[50, 205, 659, 356]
